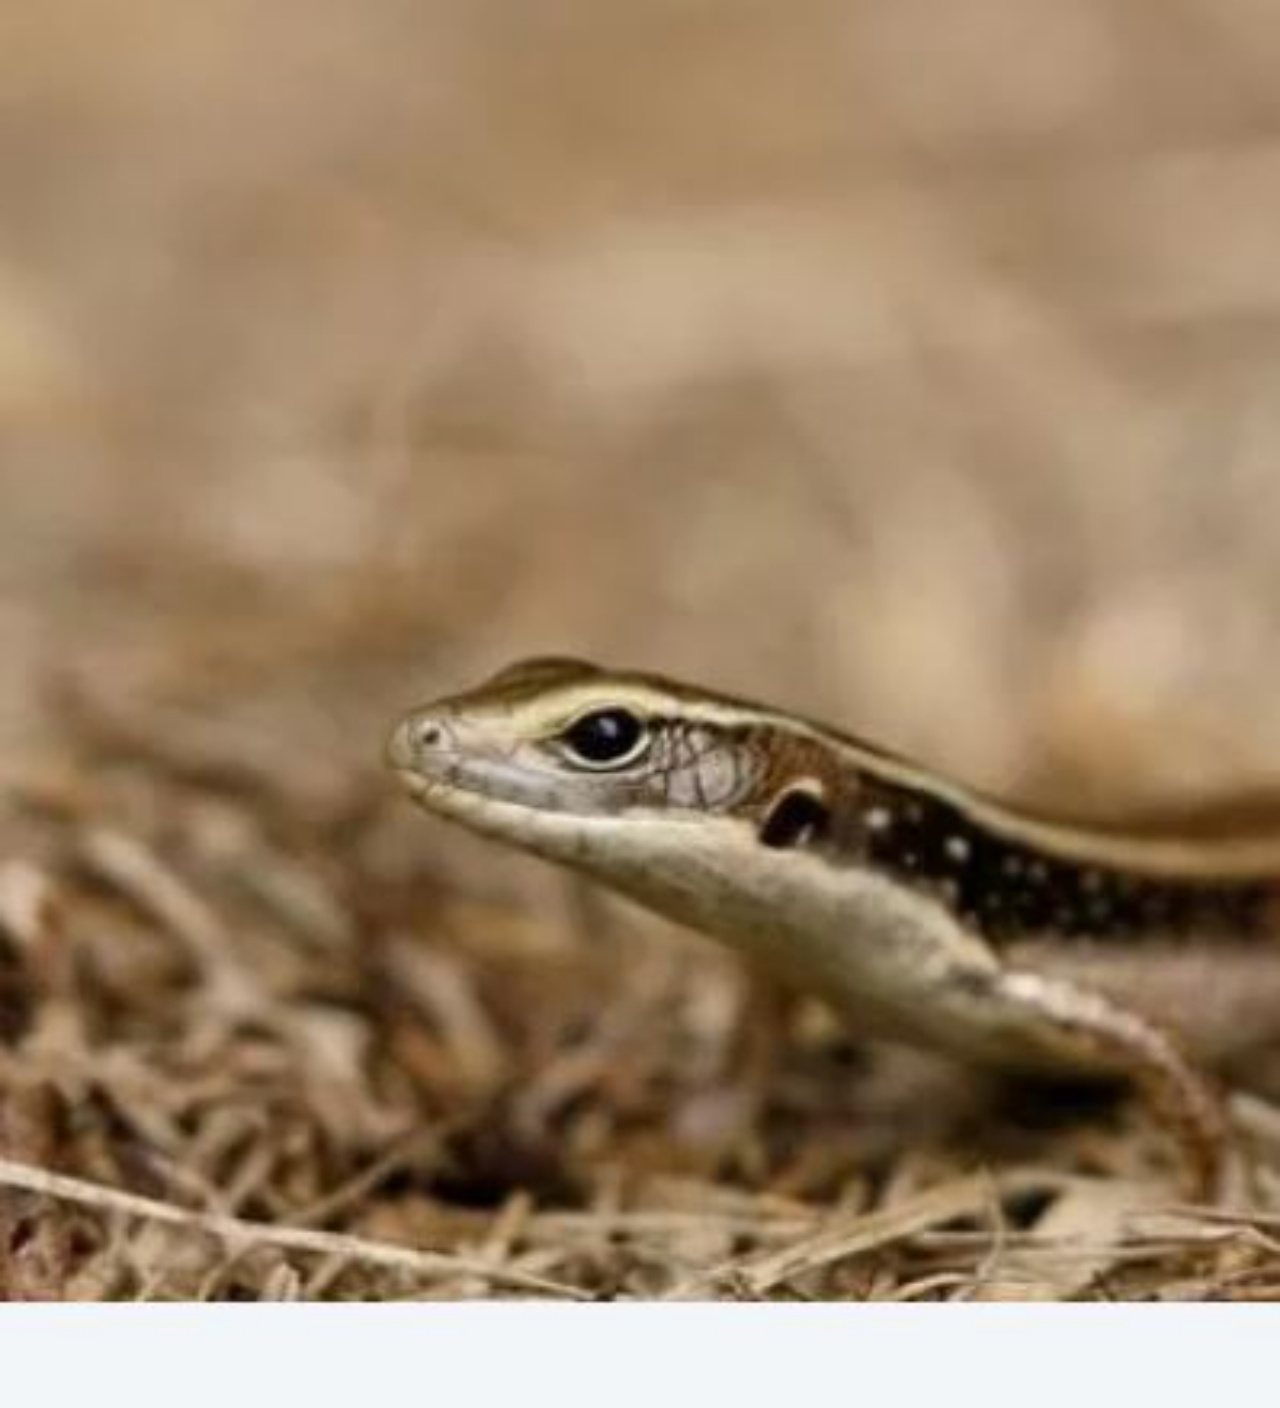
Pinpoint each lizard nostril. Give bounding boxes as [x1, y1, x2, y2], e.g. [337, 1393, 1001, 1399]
[386, 717, 444, 771]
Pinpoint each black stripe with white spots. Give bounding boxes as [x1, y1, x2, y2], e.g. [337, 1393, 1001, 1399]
[838, 775, 1275, 944]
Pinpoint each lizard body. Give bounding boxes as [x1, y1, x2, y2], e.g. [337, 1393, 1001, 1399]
[387, 657, 1280, 1198]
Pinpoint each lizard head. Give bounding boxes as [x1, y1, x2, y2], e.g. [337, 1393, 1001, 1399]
[385, 657, 833, 871]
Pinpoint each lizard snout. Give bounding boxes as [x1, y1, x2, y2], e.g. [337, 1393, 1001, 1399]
[385, 711, 450, 772]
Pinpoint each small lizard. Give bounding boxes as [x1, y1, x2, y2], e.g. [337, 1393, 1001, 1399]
[386, 657, 1280, 1199]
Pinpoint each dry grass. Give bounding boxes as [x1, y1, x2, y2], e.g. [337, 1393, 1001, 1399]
[2, 699, 1280, 1300]
[4, 0, 1280, 1299]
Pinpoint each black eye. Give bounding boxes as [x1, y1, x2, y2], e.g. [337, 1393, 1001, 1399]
[560, 708, 646, 767]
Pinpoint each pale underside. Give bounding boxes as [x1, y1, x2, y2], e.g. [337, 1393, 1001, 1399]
[405, 776, 1280, 1079]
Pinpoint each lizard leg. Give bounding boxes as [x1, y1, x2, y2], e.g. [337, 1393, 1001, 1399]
[950, 967, 1232, 1202]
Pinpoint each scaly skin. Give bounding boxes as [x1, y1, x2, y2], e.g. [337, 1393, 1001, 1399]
[387, 657, 1280, 1199]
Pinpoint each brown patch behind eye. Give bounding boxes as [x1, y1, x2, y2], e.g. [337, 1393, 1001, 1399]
[759, 785, 830, 850]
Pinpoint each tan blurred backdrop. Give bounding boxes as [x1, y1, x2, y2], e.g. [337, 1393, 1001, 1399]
[4, 0, 1280, 810]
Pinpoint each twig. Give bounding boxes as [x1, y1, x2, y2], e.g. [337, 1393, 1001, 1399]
[740, 1174, 992, 1294]
[664, 1174, 992, 1299]
[951, 1169, 1011, 1301]
[0, 1155, 589, 1300]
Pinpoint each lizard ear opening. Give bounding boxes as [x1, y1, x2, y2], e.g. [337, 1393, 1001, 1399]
[759, 785, 830, 850]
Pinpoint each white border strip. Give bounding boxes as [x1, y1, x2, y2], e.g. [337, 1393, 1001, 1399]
[0, 1304, 1267, 1408]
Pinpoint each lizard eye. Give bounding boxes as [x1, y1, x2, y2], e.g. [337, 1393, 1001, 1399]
[558, 708, 648, 769]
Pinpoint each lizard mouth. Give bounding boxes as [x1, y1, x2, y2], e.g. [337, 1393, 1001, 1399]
[390, 746, 578, 820]
[389, 758, 614, 867]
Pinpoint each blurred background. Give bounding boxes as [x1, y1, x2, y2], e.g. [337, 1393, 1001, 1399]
[5, 0, 1280, 1298]
[4, 0, 1280, 804]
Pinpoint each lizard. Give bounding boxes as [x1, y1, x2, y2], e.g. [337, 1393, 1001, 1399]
[386, 656, 1280, 1200]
